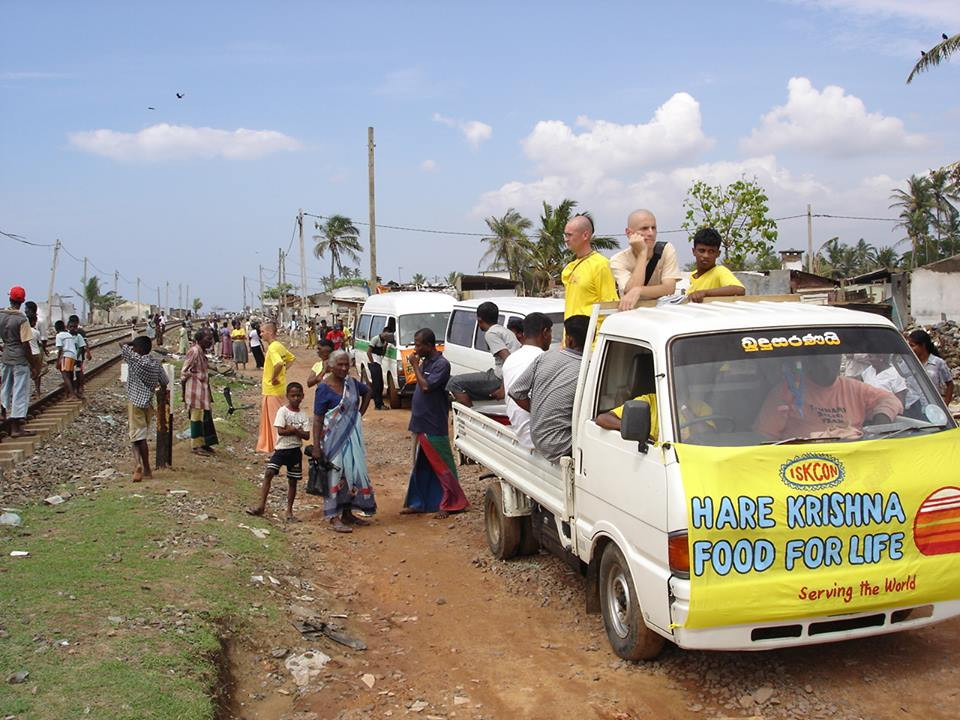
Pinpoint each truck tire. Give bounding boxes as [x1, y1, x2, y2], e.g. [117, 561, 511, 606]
[387, 372, 402, 409]
[484, 483, 521, 560]
[599, 543, 665, 661]
[518, 516, 540, 556]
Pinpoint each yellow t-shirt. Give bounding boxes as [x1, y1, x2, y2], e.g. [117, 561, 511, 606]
[262, 340, 295, 397]
[311, 361, 329, 376]
[561, 251, 619, 319]
[230, 328, 246, 340]
[611, 393, 659, 442]
[687, 265, 744, 293]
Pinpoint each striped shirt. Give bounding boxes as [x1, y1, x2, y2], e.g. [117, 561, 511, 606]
[180, 343, 211, 410]
[508, 347, 582, 462]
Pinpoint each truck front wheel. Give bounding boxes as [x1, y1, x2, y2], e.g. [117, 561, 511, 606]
[484, 483, 521, 560]
[599, 543, 665, 660]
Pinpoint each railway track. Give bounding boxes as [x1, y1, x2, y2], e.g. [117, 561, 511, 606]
[0, 321, 183, 468]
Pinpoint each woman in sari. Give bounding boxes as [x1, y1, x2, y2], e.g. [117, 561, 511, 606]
[219, 321, 233, 359]
[231, 319, 249, 370]
[178, 324, 189, 355]
[311, 350, 375, 533]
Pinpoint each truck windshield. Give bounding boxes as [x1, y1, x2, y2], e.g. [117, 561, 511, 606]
[669, 326, 955, 447]
[398, 312, 451, 346]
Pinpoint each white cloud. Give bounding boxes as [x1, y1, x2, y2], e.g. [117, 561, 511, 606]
[68, 123, 301, 162]
[432, 113, 492, 148]
[741, 77, 926, 156]
[420, 159, 437, 172]
[522, 92, 713, 177]
[800, 0, 960, 27]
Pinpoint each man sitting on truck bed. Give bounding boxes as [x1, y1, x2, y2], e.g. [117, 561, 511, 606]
[685, 227, 746, 303]
[754, 354, 903, 440]
[446, 301, 520, 407]
[508, 314, 589, 462]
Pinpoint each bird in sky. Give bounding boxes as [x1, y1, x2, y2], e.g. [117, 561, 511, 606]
[147, 106, 156, 110]
[943, 33, 950, 40]
[176, 92, 184, 99]
[921, 50, 926, 56]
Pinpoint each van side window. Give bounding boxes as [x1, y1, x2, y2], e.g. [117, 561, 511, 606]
[356, 314, 372, 341]
[473, 313, 505, 352]
[595, 341, 656, 416]
[370, 315, 388, 338]
[447, 310, 475, 347]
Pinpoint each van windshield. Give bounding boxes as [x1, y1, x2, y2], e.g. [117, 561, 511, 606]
[398, 312, 451, 346]
[669, 326, 955, 447]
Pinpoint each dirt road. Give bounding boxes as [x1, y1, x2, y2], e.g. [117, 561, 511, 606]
[231, 355, 960, 720]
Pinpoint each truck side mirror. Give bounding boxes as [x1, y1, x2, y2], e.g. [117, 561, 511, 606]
[620, 399, 652, 454]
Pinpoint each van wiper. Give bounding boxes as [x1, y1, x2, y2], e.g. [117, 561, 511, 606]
[866, 423, 947, 440]
[762, 435, 852, 446]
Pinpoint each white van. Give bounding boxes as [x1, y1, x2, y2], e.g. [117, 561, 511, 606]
[352, 292, 455, 408]
[455, 299, 960, 659]
[444, 297, 565, 377]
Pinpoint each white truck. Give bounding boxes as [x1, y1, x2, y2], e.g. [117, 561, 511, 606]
[454, 300, 960, 659]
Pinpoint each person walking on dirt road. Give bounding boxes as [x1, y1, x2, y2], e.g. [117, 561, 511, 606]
[256, 321, 295, 453]
[402, 328, 468, 518]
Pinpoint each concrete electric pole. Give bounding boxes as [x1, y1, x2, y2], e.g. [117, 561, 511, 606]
[368, 126, 377, 289]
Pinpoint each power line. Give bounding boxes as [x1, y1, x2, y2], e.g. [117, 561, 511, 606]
[1, 229, 55, 247]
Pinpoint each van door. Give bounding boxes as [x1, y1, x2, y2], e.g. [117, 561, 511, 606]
[444, 308, 480, 375]
[576, 338, 671, 631]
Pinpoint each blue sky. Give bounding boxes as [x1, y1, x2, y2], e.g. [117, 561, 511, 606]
[2, 0, 958, 310]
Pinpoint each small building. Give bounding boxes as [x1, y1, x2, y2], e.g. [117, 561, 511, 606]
[455, 273, 519, 299]
[778, 249, 805, 272]
[912, 254, 960, 325]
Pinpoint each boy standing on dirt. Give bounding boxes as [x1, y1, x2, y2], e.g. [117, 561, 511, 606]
[247, 382, 310, 521]
[120, 336, 169, 482]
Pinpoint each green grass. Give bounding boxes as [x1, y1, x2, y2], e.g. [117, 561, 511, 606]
[0, 485, 286, 719]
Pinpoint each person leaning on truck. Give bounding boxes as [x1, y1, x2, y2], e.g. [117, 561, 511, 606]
[685, 227, 745, 303]
[446, 301, 519, 407]
[508, 314, 589, 462]
[611, 209, 683, 311]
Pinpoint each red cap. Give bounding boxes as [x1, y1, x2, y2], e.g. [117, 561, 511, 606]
[9, 286, 26, 303]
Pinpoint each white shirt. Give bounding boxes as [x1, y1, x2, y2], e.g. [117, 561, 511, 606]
[501, 345, 544, 450]
[273, 405, 310, 450]
[56, 331, 78, 359]
[861, 365, 907, 396]
[249, 328, 261, 348]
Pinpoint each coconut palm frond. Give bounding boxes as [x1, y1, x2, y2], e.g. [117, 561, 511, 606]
[907, 34, 960, 83]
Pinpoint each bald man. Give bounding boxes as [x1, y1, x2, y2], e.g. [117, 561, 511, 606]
[610, 210, 682, 311]
[560, 214, 619, 320]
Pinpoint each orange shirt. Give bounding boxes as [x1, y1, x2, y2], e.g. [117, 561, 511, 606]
[754, 376, 903, 439]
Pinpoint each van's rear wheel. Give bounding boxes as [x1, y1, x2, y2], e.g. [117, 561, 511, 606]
[387, 373, 401, 409]
[599, 543, 665, 660]
[484, 483, 521, 560]
[518, 516, 540, 556]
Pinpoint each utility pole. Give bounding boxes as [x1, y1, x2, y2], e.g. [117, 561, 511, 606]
[179, 283, 183, 318]
[806, 204, 813, 274]
[243, 275, 247, 313]
[114, 270, 119, 296]
[259, 265, 264, 312]
[165, 281, 169, 312]
[136, 277, 141, 319]
[298, 209, 308, 321]
[278, 248, 284, 322]
[81, 256, 88, 323]
[368, 126, 378, 289]
[156, 286, 161, 311]
[45, 239, 61, 329]
[186, 284, 190, 315]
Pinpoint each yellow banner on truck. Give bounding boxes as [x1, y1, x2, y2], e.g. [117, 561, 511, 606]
[675, 429, 960, 629]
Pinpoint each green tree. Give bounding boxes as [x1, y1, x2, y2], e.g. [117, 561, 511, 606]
[874, 246, 900, 270]
[410, 272, 427, 286]
[480, 208, 533, 290]
[907, 33, 960, 83]
[313, 215, 363, 288]
[262, 282, 293, 300]
[741, 246, 783, 271]
[890, 175, 933, 268]
[192, 298, 203, 312]
[928, 168, 959, 256]
[445, 271, 462, 286]
[681, 178, 779, 270]
[81, 276, 102, 324]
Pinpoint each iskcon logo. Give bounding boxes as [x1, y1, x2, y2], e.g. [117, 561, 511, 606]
[779, 453, 846, 492]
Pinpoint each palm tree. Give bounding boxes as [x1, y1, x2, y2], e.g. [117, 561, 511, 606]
[82, 276, 101, 324]
[851, 238, 877, 273]
[480, 208, 533, 290]
[907, 33, 960, 83]
[928, 168, 958, 259]
[192, 298, 203, 312]
[445, 271, 462, 286]
[410, 272, 427, 286]
[873, 247, 900, 270]
[313, 215, 363, 289]
[890, 175, 933, 268]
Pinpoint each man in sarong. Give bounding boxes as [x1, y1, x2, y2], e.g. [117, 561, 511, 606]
[257, 321, 296, 453]
[403, 328, 468, 518]
[180, 327, 219, 455]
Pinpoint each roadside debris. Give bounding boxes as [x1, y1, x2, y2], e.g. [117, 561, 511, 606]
[0, 512, 21, 526]
[293, 620, 367, 651]
[43, 495, 66, 506]
[284, 650, 330, 687]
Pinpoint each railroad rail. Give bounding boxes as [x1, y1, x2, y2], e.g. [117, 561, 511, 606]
[0, 321, 183, 462]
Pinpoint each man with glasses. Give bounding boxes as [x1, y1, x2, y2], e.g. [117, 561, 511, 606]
[560, 214, 618, 320]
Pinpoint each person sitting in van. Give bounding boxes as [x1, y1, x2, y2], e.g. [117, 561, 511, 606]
[509, 315, 588, 462]
[366, 319, 396, 410]
[754, 354, 902, 440]
[446, 301, 520, 407]
[506, 316, 525, 346]
[858, 353, 908, 407]
[685, 227, 745, 303]
[595, 393, 659, 440]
